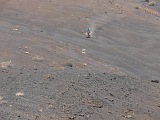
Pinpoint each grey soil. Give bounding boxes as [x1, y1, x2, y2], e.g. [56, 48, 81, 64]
[0, 0, 160, 120]
[0, 67, 160, 120]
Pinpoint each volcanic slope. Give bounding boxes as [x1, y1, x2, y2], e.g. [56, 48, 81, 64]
[0, 0, 160, 120]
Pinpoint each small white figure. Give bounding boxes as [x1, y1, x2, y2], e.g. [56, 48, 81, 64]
[86, 28, 91, 38]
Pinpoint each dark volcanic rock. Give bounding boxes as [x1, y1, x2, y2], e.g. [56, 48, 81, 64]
[151, 80, 159, 83]
[0, 67, 160, 120]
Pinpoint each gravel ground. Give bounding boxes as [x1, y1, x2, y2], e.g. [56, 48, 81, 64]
[0, 67, 160, 120]
[0, 0, 160, 120]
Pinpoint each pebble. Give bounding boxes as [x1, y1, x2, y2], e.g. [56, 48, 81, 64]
[25, 52, 29, 54]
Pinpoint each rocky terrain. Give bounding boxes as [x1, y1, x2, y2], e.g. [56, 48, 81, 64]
[0, 0, 160, 120]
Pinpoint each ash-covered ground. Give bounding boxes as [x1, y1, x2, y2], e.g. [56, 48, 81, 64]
[0, 67, 160, 120]
[0, 0, 160, 119]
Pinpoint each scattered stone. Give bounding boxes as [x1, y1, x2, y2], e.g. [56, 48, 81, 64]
[39, 109, 43, 112]
[92, 105, 103, 108]
[148, 1, 155, 6]
[13, 28, 18, 31]
[115, 3, 118, 6]
[126, 114, 132, 118]
[151, 80, 159, 83]
[16, 92, 24, 97]
[32, 55, 44, 62]
[134, 5, 140, 9]
[0, 96, 3, 100]
[43, 74, 54, 80]
[82, 63, 87, 66]
[25, 51, 29, 54]
[0, 60, 12, 69]
[68, 115, 76, 120]
[104, 97, 108, 99]
[65, 62, 73, 67]
[82, 49, 86, 54]
[109, 99, 114, 102]
[110, 93, 114, 96]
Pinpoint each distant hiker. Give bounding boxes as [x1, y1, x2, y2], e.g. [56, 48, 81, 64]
[86, 28, 91, 38]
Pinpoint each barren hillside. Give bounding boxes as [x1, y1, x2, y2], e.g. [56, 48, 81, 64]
[0, 0, 160, 120]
